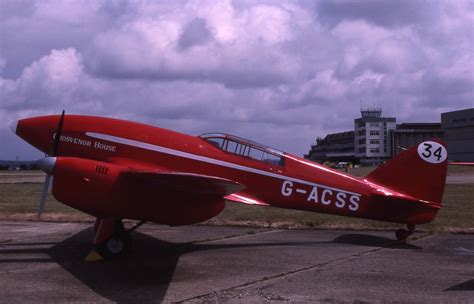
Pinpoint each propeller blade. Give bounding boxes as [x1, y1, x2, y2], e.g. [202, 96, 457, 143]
[38, 174, 51, 217]
[36, 157, 56, 218]
[51, 110, 65, 157]
[37, 109, 64, 218]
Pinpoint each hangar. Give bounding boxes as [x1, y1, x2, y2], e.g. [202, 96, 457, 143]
[442, 108, 474, 162]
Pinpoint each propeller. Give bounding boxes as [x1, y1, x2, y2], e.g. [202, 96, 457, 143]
[37, 110, 65, 218]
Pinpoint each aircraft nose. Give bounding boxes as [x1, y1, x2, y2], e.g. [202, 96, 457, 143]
[9, 120, 18, 134]
[37, 157, 57, 175]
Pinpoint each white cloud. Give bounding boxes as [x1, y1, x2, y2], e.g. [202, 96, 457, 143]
[85, 1, 304, 87]
[1, 48, 84, 110]
[33, 0, 103, 24]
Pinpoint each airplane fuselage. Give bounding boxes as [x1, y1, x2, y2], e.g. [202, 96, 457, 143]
[14, 115, 443, 227]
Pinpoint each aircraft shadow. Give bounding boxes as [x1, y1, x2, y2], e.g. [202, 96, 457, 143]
[0, 228, 421, 302]
[45, 228, 333, 302]
[444, 279, 474, 291]
[332, 233, 422, 249]
[48, 228, 179, 303]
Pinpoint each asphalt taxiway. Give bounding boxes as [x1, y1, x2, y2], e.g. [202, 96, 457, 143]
[0, 221, 472, 303]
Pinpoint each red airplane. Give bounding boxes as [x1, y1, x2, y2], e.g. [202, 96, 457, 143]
[10, 112, 448, 259]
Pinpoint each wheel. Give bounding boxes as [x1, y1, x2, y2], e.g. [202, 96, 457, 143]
[106, 237, 125, 255]
[97, 227, 131, 258]
[395, 228, 409, 241]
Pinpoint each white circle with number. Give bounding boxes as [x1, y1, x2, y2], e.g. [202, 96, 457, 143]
[417, 141, 447, 164]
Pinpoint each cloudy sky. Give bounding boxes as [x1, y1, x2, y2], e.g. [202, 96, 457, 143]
[1, 0, 473, 160]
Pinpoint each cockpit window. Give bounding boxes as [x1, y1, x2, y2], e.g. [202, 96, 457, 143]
[199, 133, 285, 166]
[206, 137, 224, 149]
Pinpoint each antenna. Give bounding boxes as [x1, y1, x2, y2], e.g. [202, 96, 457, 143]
[361, 103, 383, 118]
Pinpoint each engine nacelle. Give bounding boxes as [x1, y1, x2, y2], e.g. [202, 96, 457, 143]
[52, 157, 125, 218]
[51, 157, 225, 225]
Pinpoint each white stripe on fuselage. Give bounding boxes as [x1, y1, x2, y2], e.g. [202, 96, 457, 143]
[85, 132, 361, 196]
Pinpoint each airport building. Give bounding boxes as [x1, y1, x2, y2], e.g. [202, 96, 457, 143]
[305, 131, 355, 163]
[390, 123, 444, 157]
[354, 107, 396, 166]
[441, 108, 474, 162]
[305, 107, 474, 165]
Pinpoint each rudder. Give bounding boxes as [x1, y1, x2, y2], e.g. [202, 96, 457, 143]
[366, 139, 448, 204]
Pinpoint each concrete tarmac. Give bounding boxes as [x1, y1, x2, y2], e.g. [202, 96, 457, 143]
[0, 221, 472, 303]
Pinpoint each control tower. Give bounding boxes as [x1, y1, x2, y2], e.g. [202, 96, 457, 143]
[354, 106, 396, 166]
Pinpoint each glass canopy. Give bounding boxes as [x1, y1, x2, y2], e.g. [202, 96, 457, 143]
[199, 133, 285, 166]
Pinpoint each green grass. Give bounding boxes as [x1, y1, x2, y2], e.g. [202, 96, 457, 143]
[0, 166, 472, 231]
[0, 182, 472, 232]
[0, 183, 90, 221]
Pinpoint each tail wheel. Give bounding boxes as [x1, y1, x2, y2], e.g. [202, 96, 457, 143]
[396, 225, 415, 241]
[395, 228, 409, 241]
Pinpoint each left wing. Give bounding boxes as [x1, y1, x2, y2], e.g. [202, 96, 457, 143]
[124, 171, 246, 197]
[113, 170, 247, 225]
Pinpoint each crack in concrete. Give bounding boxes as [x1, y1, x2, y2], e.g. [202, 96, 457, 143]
[177, 233, 434, 303]
[153, 228, 282, 255]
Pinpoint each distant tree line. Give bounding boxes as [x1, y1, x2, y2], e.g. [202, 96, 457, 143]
[0, 163, 39, 170]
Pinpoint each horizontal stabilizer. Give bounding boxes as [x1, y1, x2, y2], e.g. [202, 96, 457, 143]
[225, 193, 269, 206]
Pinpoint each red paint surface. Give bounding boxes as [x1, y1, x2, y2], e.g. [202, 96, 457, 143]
[15, 115, 447, 226]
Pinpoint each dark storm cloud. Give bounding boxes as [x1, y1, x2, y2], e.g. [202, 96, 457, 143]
[0, 0, 35, 18]
[178, 18, 213, 50]
[317, 0, 431, 28]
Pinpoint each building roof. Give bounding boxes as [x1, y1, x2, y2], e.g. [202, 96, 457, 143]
[324, 131, 354, 140]
[355, 117, 396, 122]
[396, 123, 442, 130]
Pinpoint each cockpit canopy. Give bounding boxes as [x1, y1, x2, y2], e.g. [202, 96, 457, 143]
[199, 133, 285, 166]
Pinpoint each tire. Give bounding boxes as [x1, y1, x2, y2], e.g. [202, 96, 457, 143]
[97, 232, 131, 258]
[395, 228, 409, 241]
[106, 237, 125, 255]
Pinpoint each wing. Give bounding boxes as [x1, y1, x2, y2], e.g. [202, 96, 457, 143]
[124, 170, 246, 197]
[125, 171, 271, 207]
[110, 170, 247, 225]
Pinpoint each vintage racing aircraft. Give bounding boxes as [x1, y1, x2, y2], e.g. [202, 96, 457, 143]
[10, 112, 448, 259]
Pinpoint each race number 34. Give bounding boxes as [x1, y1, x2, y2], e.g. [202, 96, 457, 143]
[417, 141, 447, 164]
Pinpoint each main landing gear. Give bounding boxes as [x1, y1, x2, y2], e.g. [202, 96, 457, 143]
[395, 224, 415, 241]
[86, 218, 145, 261]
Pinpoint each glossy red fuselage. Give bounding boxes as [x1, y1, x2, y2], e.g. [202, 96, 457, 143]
[15, 115, 443, 226]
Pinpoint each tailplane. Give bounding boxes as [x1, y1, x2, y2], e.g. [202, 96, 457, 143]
[366, 139, 448, 204]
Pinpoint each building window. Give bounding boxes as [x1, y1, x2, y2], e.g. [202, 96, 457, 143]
[370, 130, 379, 136]
[358, 130, 365, 136]
[370, 139, 379, 144]
[359, 139, 365, 144]
[358, 122, 365, 128]
[359, 147, 366, 153]
[370, 148, 380, 153]
[370, 122, 379, 127]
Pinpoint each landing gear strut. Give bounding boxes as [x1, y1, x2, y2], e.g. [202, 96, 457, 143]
[395, 224, 415, 241]
[99, 220, 130, 257]
[86, 219, 131, 261]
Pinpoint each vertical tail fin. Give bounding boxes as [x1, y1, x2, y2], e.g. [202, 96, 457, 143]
[366, 139, 448, 204]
